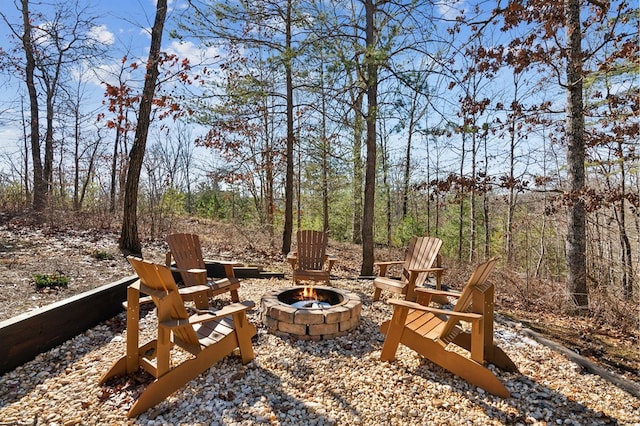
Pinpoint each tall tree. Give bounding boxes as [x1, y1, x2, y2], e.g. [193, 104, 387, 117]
[2, 0, 107, 212]
[351, 91, 364, 244]
[18, 0, 44, 211]
[119, 0, 167, 256]
[0, 0, 45, 211]
[360, 0, 378, 276]
[564, 0, 588, 309]
[469, 0, 637, 310]
[282, 0, 296, 254]
[178, 0, 308, 254]
[99, 55, 136, 214]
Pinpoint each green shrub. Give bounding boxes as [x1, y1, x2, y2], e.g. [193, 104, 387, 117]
[91, 250, 115, 261]
[34, 273, 69, 289]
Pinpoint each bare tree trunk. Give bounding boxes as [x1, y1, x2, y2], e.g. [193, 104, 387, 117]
[380, 123, 391, 246]
[319, 59, 329, 233]
[361, 0, 377, 276]
[109, 116, 122, 213]
[20, 97, 30, 202]
[425, 119, 431, 236]
[565, 0, 588, 311]
[118, 126, 129, 210]
[296, 128, 301, 231]
[263, 104, 275, 237]
[612, 137, 633, 299]
[352, 92, 364, 244]
[402, 86, 424, 220]
[119, 0, 167, 256]
[457, 133, 466, 261]
[482, 132, 490, 258]
[469, 131, 477, 262]
[321, 104, 329, 233]
[282, 0, 294, 254]
[505, 76, 520, 265]
[535, 135, 550, 278]
[79, 140, 99, 210]
[19, 0, 45, 212]
[44, 92, 55, 199]
[56, 137, 65, 201]
[402, 113, 414, 220]
[72, 86, 82, 211]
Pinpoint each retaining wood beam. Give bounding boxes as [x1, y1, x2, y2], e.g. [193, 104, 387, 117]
[0, 275, 137, 375]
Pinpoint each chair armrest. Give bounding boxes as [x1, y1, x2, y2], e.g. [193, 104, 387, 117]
[388, 299, 482, 322]
[415, 287, 461, 298]
[407, 267, 447, 273]
[202, 259, 242, 266]
[178, 285, 210, 298]
[169, 266, 207, 275]
[203, 259, 241, 278]
[287, 252, 298, 269]
[374, 260, 404, 277]
[326, 254, 337, 272]
[168, 266, 207, 285]
[190, 301, 256, 323]
[374, 260, 404, 267]
[160, 301, 256, 328]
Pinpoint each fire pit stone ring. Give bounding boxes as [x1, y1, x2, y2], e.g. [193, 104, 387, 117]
[261, 286, 362, 340]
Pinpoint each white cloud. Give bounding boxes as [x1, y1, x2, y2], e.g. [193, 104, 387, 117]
[88, 24, 115, 46]
[70, 58, 141, 91]
[166, 40, 220, 66]
[437, 0, 466, 20]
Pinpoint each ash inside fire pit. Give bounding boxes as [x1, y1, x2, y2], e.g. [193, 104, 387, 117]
[278, 287, 344, 309]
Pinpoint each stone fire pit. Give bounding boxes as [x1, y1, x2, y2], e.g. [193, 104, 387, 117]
[261, 286, 362, 340]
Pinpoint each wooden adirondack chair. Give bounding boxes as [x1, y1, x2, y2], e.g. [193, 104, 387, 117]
[166, 233, 241, 302]
[100, 257, 256, 418]
[379, 257, 518, 397]
[287, 230, 337, 285]
[373, 236, 445, 302]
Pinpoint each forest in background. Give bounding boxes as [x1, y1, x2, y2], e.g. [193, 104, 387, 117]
[0, 0, 637, 319]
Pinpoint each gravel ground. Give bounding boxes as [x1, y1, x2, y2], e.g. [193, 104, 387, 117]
[0, 225, 166, 322]
[1, 277, 639, 426]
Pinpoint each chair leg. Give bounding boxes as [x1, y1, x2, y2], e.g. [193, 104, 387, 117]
[452, 333, 519, 373]
[399, 329, 510, 398]
[127, 333, 243, 417]
[429, 349, 510, 397]
[380, 308, 409, 361]
[233, 312, 257, 364]
[372, 286, 382, 301]
[230, 288, 240, 303]
[99, 355, 128, 384]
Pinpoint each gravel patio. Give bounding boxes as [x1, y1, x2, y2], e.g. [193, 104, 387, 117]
[1, 276, 639, 425]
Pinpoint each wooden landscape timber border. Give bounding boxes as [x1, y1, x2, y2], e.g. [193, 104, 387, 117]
[205, 263, 284, 280]
[498, 317, 640, 399]
[0, 275, 137, 376]
[0, 263, 283, 375]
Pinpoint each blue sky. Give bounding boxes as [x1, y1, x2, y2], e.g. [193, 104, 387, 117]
[0, 0, 225, 164]
[0, 0, 475, 178]
[0, 0, 150, 149]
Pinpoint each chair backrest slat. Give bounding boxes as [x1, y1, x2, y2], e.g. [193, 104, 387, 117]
[402, 237, 443, 285]
[167, 233, 207, 286]
[296, 230, 327, 271]
[439, 257, 497, 344]
[128, 256, 200, 346]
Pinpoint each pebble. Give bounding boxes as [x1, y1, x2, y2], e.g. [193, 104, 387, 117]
[1, 277, 639, 425]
